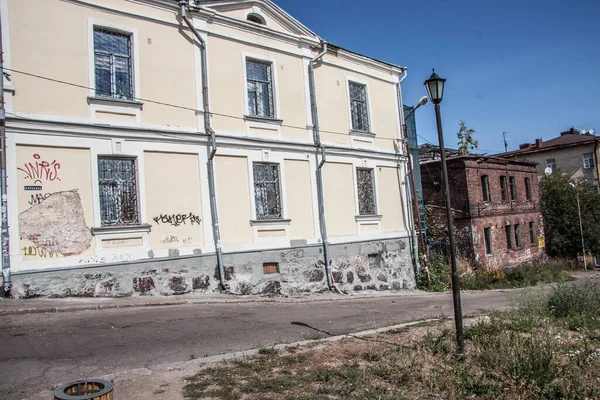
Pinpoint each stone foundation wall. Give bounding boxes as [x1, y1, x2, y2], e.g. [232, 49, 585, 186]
[11, 238, 415, 299]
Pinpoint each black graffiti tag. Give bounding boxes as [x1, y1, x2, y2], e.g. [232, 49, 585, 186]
[153, 213, 201, 227]
[28, 193, 52, 205]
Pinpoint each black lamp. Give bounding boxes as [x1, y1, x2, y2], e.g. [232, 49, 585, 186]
[424, 69, 446, 105]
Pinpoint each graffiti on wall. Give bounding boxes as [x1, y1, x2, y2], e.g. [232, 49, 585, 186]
[19, 190, 92, 256]
[17, 154, 61, 185]
[28, 193, 52, 206]
[153, 213, 201, 227]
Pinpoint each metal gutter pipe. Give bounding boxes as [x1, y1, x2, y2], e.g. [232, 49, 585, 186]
[395, 72, 420, 275]
[180, 2, 227, 291]
[0, 13, 10, 297]
[308, 42, 334, 291]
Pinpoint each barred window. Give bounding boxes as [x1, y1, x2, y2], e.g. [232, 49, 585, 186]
[357, 168, 376, 215]
[246, 60, 274, 118]
[253, 163, 282, 219]
[349, 82, 370, 132]
[94, 28, 133, 100]
[98, 157, 139, 226]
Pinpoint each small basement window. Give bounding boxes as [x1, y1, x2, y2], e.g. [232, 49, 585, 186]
[263, 262, 279, 274]
[368, 253, 379, 269]
[247, 13, 266, 25]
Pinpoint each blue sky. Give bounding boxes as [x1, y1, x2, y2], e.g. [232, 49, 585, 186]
[276, 0, 600, 154]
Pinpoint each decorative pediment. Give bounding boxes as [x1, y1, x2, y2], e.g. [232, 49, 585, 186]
[200, 0, 319, 39]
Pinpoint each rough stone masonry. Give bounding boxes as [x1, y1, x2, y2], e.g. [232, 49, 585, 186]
[11, 238, 415, 298]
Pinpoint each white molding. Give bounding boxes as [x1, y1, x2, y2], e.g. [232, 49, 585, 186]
[241, 52, 283, 130]
[1, 0, 13, 112]
[87, 18, 142, 123]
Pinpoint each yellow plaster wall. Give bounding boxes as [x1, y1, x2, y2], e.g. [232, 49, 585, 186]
[323, 162, 357, 236]
[16, 146, 94, 260]
[215, 155, 253, 244]
[376, 166, 405, 232]
[144, 152, 204, 249]
[284, 159, 314, 239]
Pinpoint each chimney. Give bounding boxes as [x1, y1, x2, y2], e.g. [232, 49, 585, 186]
[535, 138, 542, 148]
[519, 143, 529, 150]
[560, 127, 579, 136]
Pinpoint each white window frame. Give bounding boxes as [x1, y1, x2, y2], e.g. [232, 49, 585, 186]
[345, 76, 375, 135]
[352, 160, 382, 234]
[241, 53, 282, 121]
[583, 153, 594, 169]
[87, 19, 142, 123]
[546, 158, 556, 171]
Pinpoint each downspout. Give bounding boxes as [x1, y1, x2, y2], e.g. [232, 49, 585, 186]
[0, 13, 10, 297]
[179, 2, 227, 291]
[396, 71, 420, 275]
[308, 41, 334, 291]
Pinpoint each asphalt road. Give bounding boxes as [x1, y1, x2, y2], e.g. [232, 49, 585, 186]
[0, 289, 521, 399]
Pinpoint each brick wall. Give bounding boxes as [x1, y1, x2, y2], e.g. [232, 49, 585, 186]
[421, 156, 545, 268]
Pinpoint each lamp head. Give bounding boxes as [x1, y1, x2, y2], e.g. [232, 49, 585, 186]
[424, 69, 446, 104]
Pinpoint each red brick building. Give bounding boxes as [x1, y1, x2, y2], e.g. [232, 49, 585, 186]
[420, 155, 545, 269]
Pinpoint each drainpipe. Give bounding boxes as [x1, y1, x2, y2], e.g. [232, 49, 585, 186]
[179, 2, 227, 291]
[308, 41, 334, 291]
[395, 72, 420, 275]
[0, 13, 10, 297]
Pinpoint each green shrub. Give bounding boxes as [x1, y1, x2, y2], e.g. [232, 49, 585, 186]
[548, 281, 600, 330]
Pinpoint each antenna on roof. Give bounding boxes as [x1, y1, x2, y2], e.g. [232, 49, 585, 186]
[590, 128, 596, 135]
[502, 132, 508, 152]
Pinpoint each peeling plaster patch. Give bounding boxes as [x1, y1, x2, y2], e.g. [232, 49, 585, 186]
[19, 190, 92, 255]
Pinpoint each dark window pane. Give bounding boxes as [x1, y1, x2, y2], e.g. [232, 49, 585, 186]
[246, 60, 274, 118]
[253, 163, 281, 219]
[357, 168, 376, 215]
[98, 157, 139, 226]
[349, 82, 369, 132]
[94, 29, 132, 99]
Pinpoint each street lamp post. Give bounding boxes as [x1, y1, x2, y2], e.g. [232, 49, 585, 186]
[424, 69, 465, 355]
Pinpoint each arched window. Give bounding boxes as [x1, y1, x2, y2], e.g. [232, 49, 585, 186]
[247, 13, 266, 25]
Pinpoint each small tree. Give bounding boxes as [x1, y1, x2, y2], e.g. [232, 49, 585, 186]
[456, 121, 478, 155]
[540, 173, 600, 259]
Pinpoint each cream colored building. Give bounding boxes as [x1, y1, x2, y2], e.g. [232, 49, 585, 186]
[2, 0, 417, 297]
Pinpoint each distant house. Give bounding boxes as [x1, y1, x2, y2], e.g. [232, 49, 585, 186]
[420, 155, 544, 269]
[499, 128, 600, 189]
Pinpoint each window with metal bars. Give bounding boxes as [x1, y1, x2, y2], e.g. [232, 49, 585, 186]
[94, 28, 133, 100]
[246, 59, 274, 118]
[253, 163, 282, 219]
[98, 157, 139, 226]
[357, 168, 376, 215]
[349, 82, 370, 132]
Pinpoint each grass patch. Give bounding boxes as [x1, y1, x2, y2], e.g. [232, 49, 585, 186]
[418, 257, 575, 292]
[184, 280, 600, 399]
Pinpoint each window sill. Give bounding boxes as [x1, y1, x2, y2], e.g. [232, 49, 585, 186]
[244, 115, 283, 125]
[350, 130, 375, 137]
[355, 214, 382, 222]
[92, 224, 152, 236]
[250, 219, 291, 227]
[87, 96, 143, 109]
